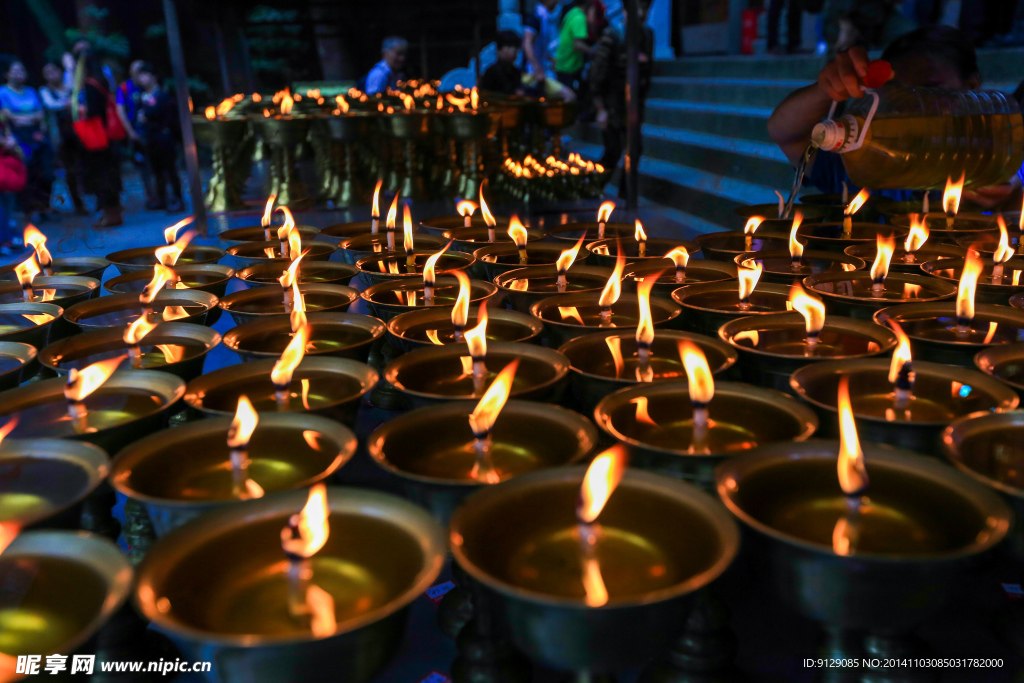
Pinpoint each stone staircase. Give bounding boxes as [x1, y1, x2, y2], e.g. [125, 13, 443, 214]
[566, 47, 1024, 235]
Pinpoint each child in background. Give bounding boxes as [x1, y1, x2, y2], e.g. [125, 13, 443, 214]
[479, 31, 525, 96]
[135, 63, 184, 213]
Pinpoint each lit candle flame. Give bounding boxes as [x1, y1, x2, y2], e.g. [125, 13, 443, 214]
[205, 106, 216, 120]
[887, 318, 913, 385]
[508, 215, 529, 263]
[957, 249, 983, 323]
[14, 255, 40, 295]
[994, 215, 1014, 265]
[227, 395, 258, 449]
[279, 91, 294, 115]
[464, 301, 489, 362]
[423, 241, 452, 288]
[743, 216, 764, 235]
[216, 97, 235, 116]
[635, 270, 657, 348]
[403, 203, 415, 255]
[904, 214, 928, 253]
[479, 187, 496, 228]
[559, 306, 584, 325]
[837, 376, 868, 495]
[468, 359, 519, 437]
[844, 188, 870, 217]
[123, 314, 158, 346]
[155, 229, 195, 267]
[262, 194, 277, 229]
[23, 225, 52, 271]
[556, 233, 587, 274]
[288, 227, 303, 262]
[679, 341, 714, 404]
[605, 336, 624, 378]
[597, 201, 615, 225]
[163, 216, 194, 245]
[631, 395, 656, 425]
[281, 483, 330, 559]
[290, 281, 307, 333]
[634, 220, 647, 257]
[598, 247, 626, 309]
[738, 261, 762, 302]
[0, 415, 19, 448]
[371, 181, 382, 220]
[271, 324, 310, 391]
[665, 246, 689, 270]
[279, 250, 307, 290]
[789, 211, 804, 261]
[386, 193, 400, 250]
[789, 285, 826, 337]
[452, 271, 471, 329]
[943, 172, 965, 217]
[457, 200, 478, 218]
[577, 444, 627, 524]
[870, 233, 895, 285]
[64, 355, 126, 403]
[141, 265, 176, 305]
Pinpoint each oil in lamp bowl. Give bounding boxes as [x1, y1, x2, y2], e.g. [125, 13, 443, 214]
[0, 275, 99, 309]
[803, 270, 956, 320]
[360, 276, 500, 322]
[942, 411, 1024, 563]
[223, 312, 384, 363]
[386, 307, 542, 352]
[0, 369, 184, 454]
[671, 280, 792, 337]
[0, 438, 108, 530]
[449, 466, 740, 673]
[0, 340, 37, 390]
[844, 241, 965, 274]
[38, 322, 220, 382]
[334, 233, 448, 267]
[104, 263, 236, 298]
[368, 400, 597, 524]
[719, 312, 897, 394]
[586, 238, 700, 267]
[891, 212, 998, 242]
[693, 230, 790, 263]
[799, 193, 882, 222]
[217, 225, 319, 244]
[874, 302, 1024, 367]
[531, 292, 683, 347]
[796, 222, 908, 253]
[316, 220, 377, 244]
[736, 249, 866, 285]
[716, 440, 1011, 636]
[0, 531, 132, 662]
[560, 329, 737, 414]
[219, 282, 358, 327]
[236, 261, 358, 289]
[541, 220, 636, 242]
[0, 302, 63, 348]
[622, 258, 736, 298]
[734, 203, 826, 221]
[111, 413, 357, 536]
[922, 256, 1024, 305]
[355, 250, 476, 287]
[790, 358, 1018, 455]
[494, 264, 613, 314]
[64, 289, 219, 332]
[134, 487, 446, 683]
[106, 244, 226, 275]
[419, 215, 512, 236]
[45, 256, 110, 280]
[474, 241, 585, 281]
[440, 226, 545, 254]
[975, 344, 1024, 398]
[384, 341, 570, 408]
[183, 356, 377, 426]
[595, 380, 818, 489]
[225, 240, 336, 271]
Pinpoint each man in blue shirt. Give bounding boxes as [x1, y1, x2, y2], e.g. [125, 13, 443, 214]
[523, 0, 562, 84]
[364, 37, 408, 95]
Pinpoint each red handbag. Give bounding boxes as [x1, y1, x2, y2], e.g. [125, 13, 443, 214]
[73, 78, 127, 150]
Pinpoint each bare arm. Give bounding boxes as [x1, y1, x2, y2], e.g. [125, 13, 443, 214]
[522, 31, 545, 80]
[116, 103, 139, 141]
[767, 47, 870, 168]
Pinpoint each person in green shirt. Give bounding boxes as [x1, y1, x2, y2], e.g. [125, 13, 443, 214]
[554, 1, 593, 90]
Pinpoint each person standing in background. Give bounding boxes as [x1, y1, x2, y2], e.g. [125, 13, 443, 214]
[364, 37, 408, 94]
[523, 0, 562, 85]
[767, 0, 804, 54]
[479, 31, 526, 95]
[0, 60, 54, 223]
[39, 62, 86, 215]
[116, 60, 158, 209]
[555, 0, 592, 91]
[134, 63, 183, 213]
[0, 125, 26, 253]
[74, 52, 123, 228]
[590, 0, 654, 193]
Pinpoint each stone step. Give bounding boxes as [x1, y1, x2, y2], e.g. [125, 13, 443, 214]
[655, 54, 824, 81]
[576, 123, 791, 190]
[645, 99, 774, 142]
[647, 76, 807, 107]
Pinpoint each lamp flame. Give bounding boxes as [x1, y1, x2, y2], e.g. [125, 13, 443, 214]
[423, 241, 452, 287]
[679, 341, 714, 404]
[271, 324, 310, 389]
[386, 193, 399, 233]
[957, 249, 983, 322]
[290, 281, 306, 332]
[743, 216, 764, 235]
[281, 483, 330, 559]
[64, 355, 125, 403]
[123, 315, 158, 346]
[262, 194, 277, 227]
[226, 395, 258, 449]
[371, 181, 383, 219]
[598, 247, 626, 308]
[943, 172, 965, 216]
[789, 211, 804, 260]
[452, 271, 471, 328]
[24, 225, 52, 270]
[635, 271, 657, 347]
[14, 255, 39, 289]
[0, 416, 18, 448]
[844, 189, 870, 216]
[837, 376, 868, 495]
[468, 359, 519, 436]
[597, 201, 615, 224]
[280, 250, 307, 290]
[279, 91, 294, 115]
[738, 261, 762, 301]
[904, 214, 928, 253]
[508, 215, 528, 248]
[870, 233, 895, 283]
[634, 219, 647, 244]
[577, 444, 627, 524]
[479, 187, 496, 228]
[205, 106, 216, 120]
[457, 200, 478, 218]
[163, 217, 194, 245]
[403, 203, 415, 254]
[141, 265, 176, 305]
[665, 246, 689, 270]
[464, 301, 488, 359]
[888, 319, 912, 384]
[994, 215, 1014, 264]
[155, 230, 195, 267]
[789, 285, 826, 335]
[556, 233, 587, 273]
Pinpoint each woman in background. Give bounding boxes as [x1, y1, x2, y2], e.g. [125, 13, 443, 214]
[75, 52, 123, 228]
[0, 59, 54, 223]
[40, 62, 85, 215]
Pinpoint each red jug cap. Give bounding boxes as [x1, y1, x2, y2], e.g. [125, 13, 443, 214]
[865, 60, 893, 89]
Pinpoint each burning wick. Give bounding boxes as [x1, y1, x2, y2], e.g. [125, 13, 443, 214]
[479, 186, 496, 242]
[271, 325, 310, 408]
[887, 319, 914, 411]
[634, 220, 647, 258]
[371, 180, 383, 234]
[737, 261, 762, 312]
[922, 191, 930, 215]
[635, 272, 660, 382]
[467, 360, 519, 484]
[24, 225, 53, 276]
[870, 233, 895, 295]
[403, 203, 416, 269]
[14, 255, 39, 302]
[944, 172, 964, 231]
[280, 250, 307, 313]
[789, 211, 804, 272]
[680, 341, 714, 454]
[281, 484, 330, 621]
[597, 201, 615, 240]
[836, 376, 869, 553]
[575, 445, 626, 607]
[665, 246, 689, 282]
[261, 194, 277, 241]
[992, 215, 1014, 284]
[423, 241, 452, 307]
[956, 249, 982, 338]
[123, 315, 158, 369]
[226, 395, 264, 499]
[64, 355, 126, 434]
[508, 215, 529, 264]
[598, 246, 625, 326]
[743, 216, 763, 252]
[464, 302, 489, 396]
[903, 214, 928, 263]
[790, 284, 826, 352]
[276, 206, 297, 258]
[556, 233, 586, 293]
[457, 199, 478, 229]
[451, 270, 471, 341]
[385, 192, 400, 252]
[843, 189, 870, 237]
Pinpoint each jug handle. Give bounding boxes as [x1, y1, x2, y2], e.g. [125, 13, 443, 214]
[842, 90, 880, 152]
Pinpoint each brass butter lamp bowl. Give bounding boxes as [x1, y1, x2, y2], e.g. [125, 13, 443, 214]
[386, 307, 542, 352]
[975, 344, 1024, 399]
[223, 312, 384, 363]
[104, 264, 236, 298]
[0, 341, 37, 390]
[0, 302, 63, 349]
[106, 244, 226, 275]
[236, 261, 357, 289]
